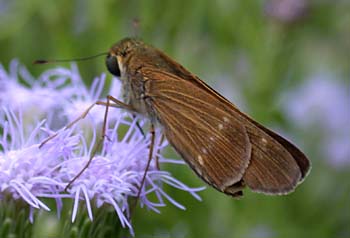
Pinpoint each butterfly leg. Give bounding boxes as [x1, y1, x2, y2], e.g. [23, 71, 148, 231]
[64, 96, 115, 191]
[155, 133, 165, 170]
[39, 102, 97, 148]
[129, 124, 156, 219]
[64, 95, 135, 191]
[39, 95, 134, 149]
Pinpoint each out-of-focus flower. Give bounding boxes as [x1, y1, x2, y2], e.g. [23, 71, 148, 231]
[284, 72, 350, 168]
[249, 224, 275, 238]
[264, 0, 309, 24]
[60, 68, 124, 126]
[0, 61, 205, 235]
[0, 60, 61, 121]
[0, 60, 123, 128]
[0, 1, 11, 15]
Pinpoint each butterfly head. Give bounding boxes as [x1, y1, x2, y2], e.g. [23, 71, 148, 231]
[106, 38, 144, 77]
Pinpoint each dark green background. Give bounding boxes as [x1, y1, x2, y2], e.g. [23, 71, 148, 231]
[1, 0, 349, 237]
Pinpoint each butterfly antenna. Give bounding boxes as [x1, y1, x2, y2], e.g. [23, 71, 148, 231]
[33, 52, 108, 64]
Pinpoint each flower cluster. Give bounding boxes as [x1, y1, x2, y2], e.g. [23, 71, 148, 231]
[0, 60, 204, 234]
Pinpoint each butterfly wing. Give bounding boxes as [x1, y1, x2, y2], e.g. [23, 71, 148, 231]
[142, 66, 309, 195]
[143, 69, 252, 195]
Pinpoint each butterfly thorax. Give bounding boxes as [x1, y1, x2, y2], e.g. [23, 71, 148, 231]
[116, 41, 180, 122]
[119, 50, 166, 124]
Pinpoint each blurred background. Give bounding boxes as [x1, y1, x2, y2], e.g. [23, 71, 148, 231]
[0, 0, 349, 237]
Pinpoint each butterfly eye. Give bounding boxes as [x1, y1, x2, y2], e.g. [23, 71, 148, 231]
[106, 54, 120, 77]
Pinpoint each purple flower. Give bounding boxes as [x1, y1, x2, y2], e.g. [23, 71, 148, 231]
[0, 61, 205, 234]
[0, 108, 78, 222]
[0, 60, 75, 130]
[264, 0, 309, 24]
[0, 60, 121, 128]
[249, 224, 275, 238]
[284, 72, 350, 168]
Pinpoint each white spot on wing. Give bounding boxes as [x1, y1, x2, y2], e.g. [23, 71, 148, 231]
[210, 136, 215, 141]
[201, 148, 208, 154]
[223, 116, 230, 122]
[198, 155, 204, 166]
[262, 138, 267, 144]
[218, 124, 224, 130]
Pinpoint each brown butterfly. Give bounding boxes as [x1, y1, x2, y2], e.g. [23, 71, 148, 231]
[103, 38, 310, 198]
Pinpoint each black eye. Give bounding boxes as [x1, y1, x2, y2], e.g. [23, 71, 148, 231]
[106, 54, 120, 77]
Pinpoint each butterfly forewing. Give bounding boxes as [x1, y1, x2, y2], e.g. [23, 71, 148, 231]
[143, 69, 252, 194]
[142, 67, 308, 195]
